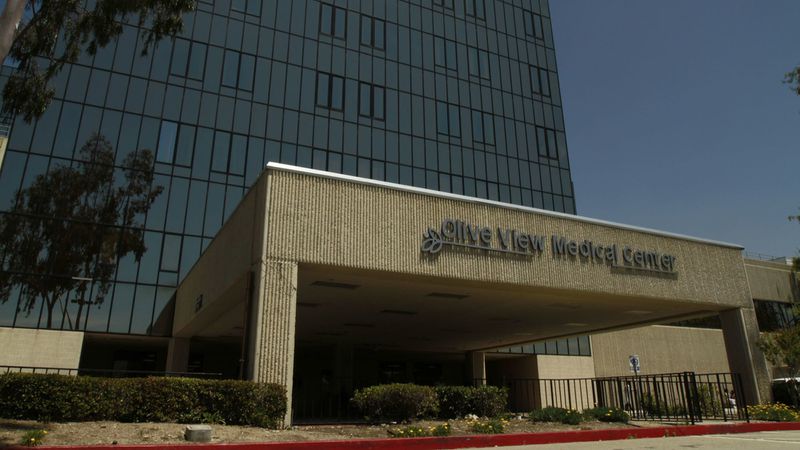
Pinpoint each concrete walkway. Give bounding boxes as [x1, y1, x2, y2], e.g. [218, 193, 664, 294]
[470, 429, 800, 449]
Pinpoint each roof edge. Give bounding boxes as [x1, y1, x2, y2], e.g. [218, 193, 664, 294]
[265, 162, 745, 250]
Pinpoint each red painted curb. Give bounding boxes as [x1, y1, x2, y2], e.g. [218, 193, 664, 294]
[24, 421, 800, 450]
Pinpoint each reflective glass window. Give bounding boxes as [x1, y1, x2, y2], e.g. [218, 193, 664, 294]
[156, 121, 178, 163]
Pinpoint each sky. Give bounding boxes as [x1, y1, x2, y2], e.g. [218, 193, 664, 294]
[549, 0, 800, 259]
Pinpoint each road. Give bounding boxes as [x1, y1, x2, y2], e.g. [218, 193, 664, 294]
[460, 430, 800, 449]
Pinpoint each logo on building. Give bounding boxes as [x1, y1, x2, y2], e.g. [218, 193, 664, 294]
[421, 218, 677, 276]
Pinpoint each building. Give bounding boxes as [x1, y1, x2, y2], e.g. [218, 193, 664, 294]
[0, 0, 796, 424]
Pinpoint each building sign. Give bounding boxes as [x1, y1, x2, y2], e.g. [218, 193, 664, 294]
[421, 218, 677, 275]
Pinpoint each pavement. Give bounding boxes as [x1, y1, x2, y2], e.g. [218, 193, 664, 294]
[465, 429, 800, 449]
[31, 423, 800, 450]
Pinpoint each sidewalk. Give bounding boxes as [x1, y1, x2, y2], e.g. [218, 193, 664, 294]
[29, 421, 800, 450]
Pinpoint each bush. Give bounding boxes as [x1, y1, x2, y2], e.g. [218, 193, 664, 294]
[584, 407, 630, 423]
[387, 423, 451, 438]
[20, 430, 47, 447]
[351, 384, 438, 422]
[435, 385, 508, 418]
[530, 406, 580, 424]
[0, 373, 286, 428]
[695, 385, 723, 417]
[748, 403, 800, 422]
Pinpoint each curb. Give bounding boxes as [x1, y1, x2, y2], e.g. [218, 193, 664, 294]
[27, 421, 800, 450]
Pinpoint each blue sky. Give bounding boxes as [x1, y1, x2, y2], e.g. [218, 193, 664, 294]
[550, 1, 800, 258]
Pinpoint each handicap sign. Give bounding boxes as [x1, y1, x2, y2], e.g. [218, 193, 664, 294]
[629, 354, 641, 373]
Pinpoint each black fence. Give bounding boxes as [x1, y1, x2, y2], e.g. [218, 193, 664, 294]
[487, 372, 749, 423]
[0, 365, 222, 379]
[292, 376, 364, 423]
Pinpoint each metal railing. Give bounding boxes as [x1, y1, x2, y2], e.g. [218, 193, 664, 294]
[744, 251, 790, 264]
[290, 371, 749, 423]
[0, 365, 223, 379]
[485, 371, 748, 423]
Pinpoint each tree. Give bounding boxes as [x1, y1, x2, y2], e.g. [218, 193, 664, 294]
[0, 133, 162, 329]
[758, 318, 800, 407]
[0, 0, 195, 122]
[791, 211, 800, 271]
[787, 66, 800, 96]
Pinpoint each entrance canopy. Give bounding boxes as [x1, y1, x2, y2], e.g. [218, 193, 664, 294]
[171, 163, 769, 419]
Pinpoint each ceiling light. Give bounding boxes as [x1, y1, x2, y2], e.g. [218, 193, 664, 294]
[343, 323, 375, 328]
[298, 302, 321, 308]
[427, 292, 469, 299]
[381, 309, 417, 316]
[546, 303, 580, 310]
[311, 281, 360, 289]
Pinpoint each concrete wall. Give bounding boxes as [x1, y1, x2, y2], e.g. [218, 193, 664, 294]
[264, 168, 750, 309]
[0, 327, 84, 370]
[173, 174, 267, 336]
[0, 136, 7, 170]
[591, 325, 729, 377]
[745, 259, 798, 303]
[488, 355, 596, 411]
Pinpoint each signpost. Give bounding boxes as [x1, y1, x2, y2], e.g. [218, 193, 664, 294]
[629, 354, 641, 375]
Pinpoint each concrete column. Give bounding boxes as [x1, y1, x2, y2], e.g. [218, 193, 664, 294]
[247, 259, 298, 426]
[719, 307, 771, 404]
[166, 337, 190, 373]
[466, 351, 486, 385]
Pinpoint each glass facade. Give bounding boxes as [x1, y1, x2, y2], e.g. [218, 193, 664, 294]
[0, 0, 574, 335]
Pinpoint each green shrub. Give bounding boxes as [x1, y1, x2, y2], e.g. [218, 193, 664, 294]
[387, 423, 451, 438]
[584, 407, 629, 423]
[469, 417, 507, 433]
[351, 384, 438, 422]
[0, 373, 286, 428]
[562, 409, 583, 425]
[695, 385, 723, 417]
[435, 385, 508, 418]
[748, 403, 800, 422]
[19, 430, 47, 447]
[529, 406, 585, 424]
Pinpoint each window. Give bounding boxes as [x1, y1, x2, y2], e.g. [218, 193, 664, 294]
[433, 0, 454, 9]
[169, 40, 207, 82]
[530, 66, 550, 97]
[465, 0, 485, 19]
[316, 72, 345, 111]
[156, 121, 178, 163]
[471, 111, 494, 144]
[524, 11, 545, 40]
[468, 47, 490, 79]
[320, 3, 347, 39]
[436, 102, 460, 137]
[221, 51, 255, 91]
[537, 126, 557, 159]
[360, 15, 385, 49]
[358, 82, 385, 120]
[231, 0, 260, 15]
[434, 37, 457, 70]
[754, 300, 797, 332]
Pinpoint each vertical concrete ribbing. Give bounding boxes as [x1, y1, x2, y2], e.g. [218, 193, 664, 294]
[720, 307, 772, 404]
[251, 258, 297, 425]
